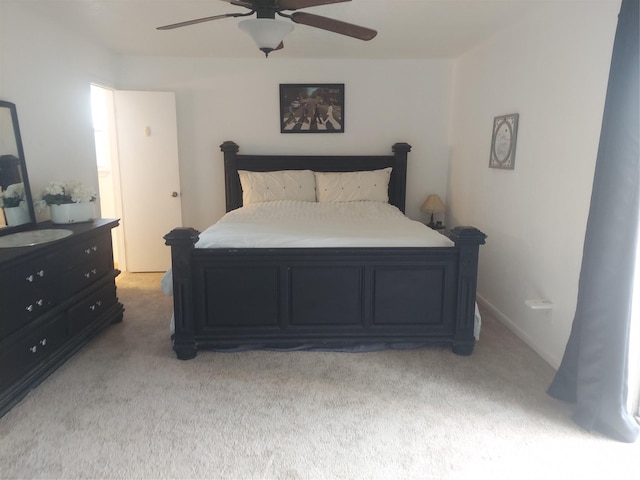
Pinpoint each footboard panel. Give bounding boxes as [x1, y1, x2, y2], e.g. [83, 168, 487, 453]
[193, 249, 457, 339]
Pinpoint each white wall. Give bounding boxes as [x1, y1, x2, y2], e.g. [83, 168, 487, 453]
[0, 3, 116, 218]
[449, 2, 620, 367]
[116, 57, 454, 230]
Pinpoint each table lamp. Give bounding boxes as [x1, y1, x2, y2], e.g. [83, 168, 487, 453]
[420, 194, 445, 228]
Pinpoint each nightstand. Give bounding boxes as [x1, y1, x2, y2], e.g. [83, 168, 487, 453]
[427, 221, 446, 233]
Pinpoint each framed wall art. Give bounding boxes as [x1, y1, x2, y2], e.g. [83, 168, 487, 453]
[489, 113, 519, 170]
[280, 83, 344, 133]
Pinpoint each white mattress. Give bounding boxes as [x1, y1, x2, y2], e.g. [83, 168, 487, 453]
[194, 200, 453, 249]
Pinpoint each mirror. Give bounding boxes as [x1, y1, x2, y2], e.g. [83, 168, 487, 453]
[0, 100, 36, 235]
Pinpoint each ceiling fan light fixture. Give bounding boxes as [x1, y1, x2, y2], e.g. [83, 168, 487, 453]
[238, 18, 294, 56]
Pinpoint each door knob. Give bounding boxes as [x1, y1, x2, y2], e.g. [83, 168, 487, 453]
[171, 191, 179, 198]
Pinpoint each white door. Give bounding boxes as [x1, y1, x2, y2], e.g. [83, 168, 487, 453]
[114, 90, 182, 272]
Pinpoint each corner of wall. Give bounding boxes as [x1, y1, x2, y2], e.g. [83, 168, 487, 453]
[477, 294, 561, 370]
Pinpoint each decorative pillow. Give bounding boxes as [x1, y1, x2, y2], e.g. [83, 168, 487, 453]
[315, 168, 392, 203]
[238, 169, 316, 205]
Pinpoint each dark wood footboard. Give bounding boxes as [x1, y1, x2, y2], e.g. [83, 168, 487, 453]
[164, 227, 486, 360]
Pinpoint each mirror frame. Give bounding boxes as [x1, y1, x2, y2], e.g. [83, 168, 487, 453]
[0, 100, 37, 235]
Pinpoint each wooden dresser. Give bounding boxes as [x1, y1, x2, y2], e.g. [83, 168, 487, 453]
[0, 219, 124, 416]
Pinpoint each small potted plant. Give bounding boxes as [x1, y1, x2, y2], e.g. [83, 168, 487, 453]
[0, 182, 30, 226]
[40, 180, 97, 224]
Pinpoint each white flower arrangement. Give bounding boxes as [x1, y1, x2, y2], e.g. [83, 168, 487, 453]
[40, 180, 97, 206]
[0, 183, 25, 208]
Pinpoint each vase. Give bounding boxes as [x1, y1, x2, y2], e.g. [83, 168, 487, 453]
[3, 205, 30, 226]
[50, 203, 95, 224]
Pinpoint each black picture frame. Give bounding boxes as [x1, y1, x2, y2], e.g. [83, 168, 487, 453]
[280, 83, 344, 133]
[489, 113, 519, 170]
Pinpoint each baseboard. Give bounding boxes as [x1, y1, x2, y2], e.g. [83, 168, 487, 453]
[476, 294, 561, 370]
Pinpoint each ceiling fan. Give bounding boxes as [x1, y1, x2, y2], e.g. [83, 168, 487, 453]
[157, 0, 377, 57]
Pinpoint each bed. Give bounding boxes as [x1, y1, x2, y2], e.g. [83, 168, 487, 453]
[164, 141, 486, 360]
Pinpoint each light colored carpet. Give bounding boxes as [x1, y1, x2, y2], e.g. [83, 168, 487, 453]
[0, 272, 638, 479]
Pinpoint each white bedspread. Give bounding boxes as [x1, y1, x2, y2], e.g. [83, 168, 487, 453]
[194, 200, 454, 249]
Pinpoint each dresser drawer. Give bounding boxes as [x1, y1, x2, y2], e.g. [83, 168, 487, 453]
[0, 255, 65, 338]
[65, 235, 112, 270]
[0, 314, 69, 392]
[0, 294, 58, 339]
[51, 234, 113, 299]
[0, 251, 62, 288]
[60, 250, 113, 297]
[68, 282, 118, 335]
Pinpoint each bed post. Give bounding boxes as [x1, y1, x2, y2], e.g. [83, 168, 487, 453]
[164, 227, 200, 360]
[221, 141, 241, 212]
[391, 142, 411, 213]
[448, 226, 487, 355]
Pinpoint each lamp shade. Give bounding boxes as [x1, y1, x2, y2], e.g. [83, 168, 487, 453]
[238, 19, 294, 56]
[420, 194, 445, 214]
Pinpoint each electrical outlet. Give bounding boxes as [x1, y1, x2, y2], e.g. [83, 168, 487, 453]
[525, 299, 554, 310]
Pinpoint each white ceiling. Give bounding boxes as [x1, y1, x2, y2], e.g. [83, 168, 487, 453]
[13, 0, 550, 59]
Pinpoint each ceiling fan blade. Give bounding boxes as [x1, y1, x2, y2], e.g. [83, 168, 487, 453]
[157, 13, 245, 30]
[219, 0, 255, 7]
[290, 12, 377, 40]
[278, 0, 351, 10]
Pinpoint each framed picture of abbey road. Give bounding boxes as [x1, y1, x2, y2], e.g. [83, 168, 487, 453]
[280, 83, 344, 133]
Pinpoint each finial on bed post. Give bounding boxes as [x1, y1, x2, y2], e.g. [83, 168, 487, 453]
[448, 226, 487, 356]
[220, 141, 239, 153]
[221, 141, 242, 212]
[392, 142, 412, 154]
[164, 227, 201, 360]
[391, 143, 411, 214]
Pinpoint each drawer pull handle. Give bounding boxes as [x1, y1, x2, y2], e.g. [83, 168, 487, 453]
[84, 268, 98, 279]
[40, 338, 47, 346]
[92, 246, 98, 252]
[84, 245, 99, 255]
[25, 271, 45, 282]
[29, 346, 37, 353]
[89, 300, 103, 311]
[26, 299, 45, 312]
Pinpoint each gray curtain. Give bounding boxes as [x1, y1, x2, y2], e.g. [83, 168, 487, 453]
[547, 0, 639, 443]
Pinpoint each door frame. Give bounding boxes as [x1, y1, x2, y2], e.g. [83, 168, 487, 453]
[91, 84, 127, 271]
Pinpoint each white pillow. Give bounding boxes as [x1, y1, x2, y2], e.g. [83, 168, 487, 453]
[238, 169, 316, 205]
[315, 168, 392, 203]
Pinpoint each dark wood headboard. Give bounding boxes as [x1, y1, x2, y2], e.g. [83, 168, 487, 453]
[220, 141, 411, 213]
